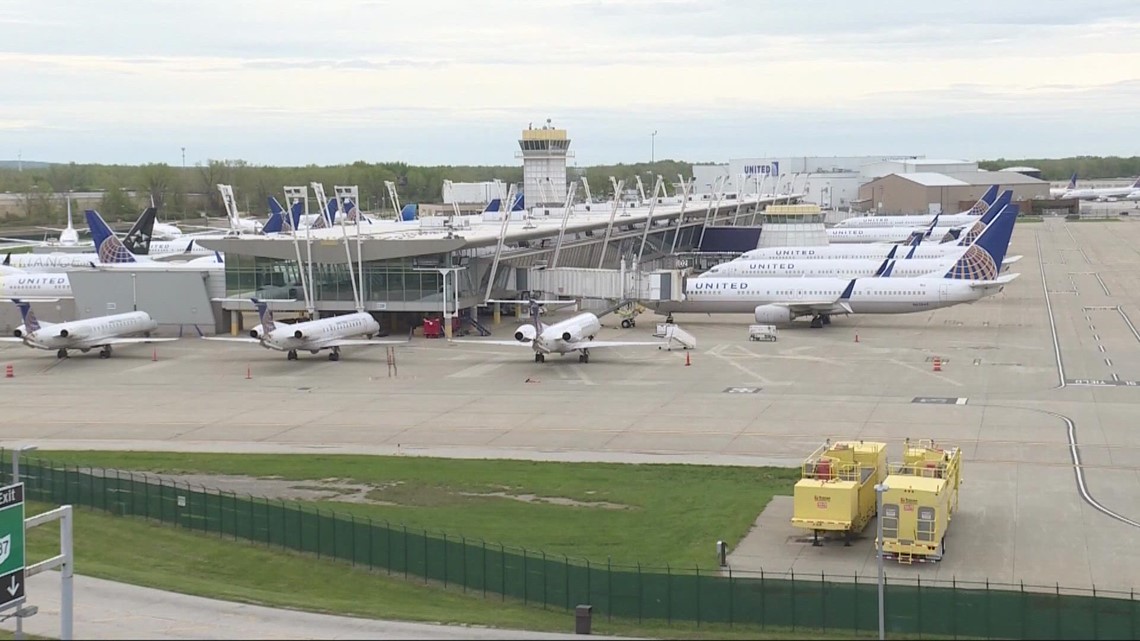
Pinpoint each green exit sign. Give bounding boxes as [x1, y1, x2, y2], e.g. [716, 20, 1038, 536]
[0, 483, 26, 610]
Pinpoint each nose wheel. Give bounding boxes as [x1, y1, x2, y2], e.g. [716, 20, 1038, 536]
[99, 346, 113, 359]
[56, 349, 69, 359]
[534, 353, 545, 363]
[287, 350, 298, 361]
[578, 349, 590, 363]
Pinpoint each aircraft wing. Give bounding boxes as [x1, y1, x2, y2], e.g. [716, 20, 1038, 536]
[780, 301, 854, 316]
[325, 338, 407, 347]
[102, 337, 180, 345]
[201, 336, 260, 343]
[968, 273, 1020, 289]
[449, 339, 530, 347]
[570, 339, 666, 349]
[0, 337, 25, 343]
[1001, 255, 1023, 265]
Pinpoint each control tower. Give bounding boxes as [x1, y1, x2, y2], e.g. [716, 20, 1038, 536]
[757, 204, 829, 247]
[518, 119, 573, 207]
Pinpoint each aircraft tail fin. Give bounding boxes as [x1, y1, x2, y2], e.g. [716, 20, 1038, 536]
[85, 209, 137, 264]
[1131, 176, 1140, 190]
[12, 298, 41, 333]
[1068, 173, 1078, 190]
[944, 205, 1016, 280]
[251, 297, 276, 333]
[122, 206, 157, 255]
[839, 278, 857, 300]
[881, 260, 896, 277]
[263, 197, 286, 234]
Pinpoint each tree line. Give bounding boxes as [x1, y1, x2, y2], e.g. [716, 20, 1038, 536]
[0, 159, 692, 225]
[977, 156, 1140, 181]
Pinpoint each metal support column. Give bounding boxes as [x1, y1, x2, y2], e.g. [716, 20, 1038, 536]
[595, 179, 626, 269]
[549, 182, 579, 269]
[483, 183, 518, 302]
[636, 175, 665, 265]
[669, 176, 693, 254]
[698, 175, 726, 248]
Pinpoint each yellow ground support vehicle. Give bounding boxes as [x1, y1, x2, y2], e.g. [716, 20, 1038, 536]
[878, 439, 963, 564]
[791, 440, 888, 546]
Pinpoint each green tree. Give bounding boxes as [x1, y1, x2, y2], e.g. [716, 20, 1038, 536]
[139, 163, 176, 210]
[99, 184, 137, 222]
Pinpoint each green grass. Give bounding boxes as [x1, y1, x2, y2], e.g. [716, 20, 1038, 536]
[29, 451, 798, 569]
[22, 501, 862, 640]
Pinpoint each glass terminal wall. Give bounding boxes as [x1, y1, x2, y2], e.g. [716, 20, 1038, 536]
[224, 254, 479, 306]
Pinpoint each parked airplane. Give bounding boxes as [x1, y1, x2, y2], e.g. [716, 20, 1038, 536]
[654, 198, 1019, 327]
[833, 185, 999, 228]
[703, 204, 1020, 280]
[1, 299, 176, 358]
[0, 197, 84, 248]
[453, 300, 665, 363]
[0, 273, 72, 300]
[1049, 173, 1078, 198]
[1061, 176, 1140, 201]
[203, 298, 402, 361]
[80, 209, 227, 271]
[0, 207, 158, 272]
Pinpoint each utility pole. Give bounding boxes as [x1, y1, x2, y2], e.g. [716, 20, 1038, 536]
[875, 482, 889, 640]
[181, 147, 186, 170]
[650, 131, 657, 164]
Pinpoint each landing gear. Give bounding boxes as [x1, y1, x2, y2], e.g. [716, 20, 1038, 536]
[287, 350, 298, 361]
[534, 353, 545, 363]
[810, 314, 826, 329]
[56, 349, 68, 359]
[328, 348, 341, 362]
[620, 319, 634, 329]
[665, 314, 675, 325]
[99, 346, 112, 359]
[578, 349, 590, 364]
[821, 314, 831, 325]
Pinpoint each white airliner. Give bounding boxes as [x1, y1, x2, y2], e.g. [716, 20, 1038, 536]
[1061, 175, 1140, 201]
[655, 201, 1020, 327]
[1049, 174, 1078, 198]
[1, 299, 176, 358]
[0, 273, 71, 299]
[701, 247, 978, 280]
[833, 185, 998, 228]
[203, 298, 403, 361]
[453, 300, 665, 363]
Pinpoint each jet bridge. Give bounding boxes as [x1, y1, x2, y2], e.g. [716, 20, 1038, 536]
[524, 266, 686, 303]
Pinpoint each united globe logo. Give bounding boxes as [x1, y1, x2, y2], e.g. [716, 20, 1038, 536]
[97, 235, 134, 264]
[947, 244, 997, 281]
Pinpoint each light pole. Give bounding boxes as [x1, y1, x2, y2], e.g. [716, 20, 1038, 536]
[875, 482, 889, 640]
[12, 444, 38, 485]
[651, 130, 657, 164]
[181, 147, 186, 170]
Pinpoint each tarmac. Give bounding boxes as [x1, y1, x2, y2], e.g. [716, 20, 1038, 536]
[1, 217, 1139, 629]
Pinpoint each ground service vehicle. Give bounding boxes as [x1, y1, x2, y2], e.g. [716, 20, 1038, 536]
[791, 440, 888, 545]
[878, 439, 963, 564]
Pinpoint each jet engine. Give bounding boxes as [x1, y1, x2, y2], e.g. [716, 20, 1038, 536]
[249, 324, 264, 339]
[58, 329, 70, 338]
[754, 304, 795, 325]
[514, 325, 537, 342]
[293, 329, 304, 339]
[12, 326, 23, 338]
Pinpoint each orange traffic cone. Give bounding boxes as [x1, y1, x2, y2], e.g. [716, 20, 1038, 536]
[854, 333, 860, 343]
[152, 348, 158, 362]
[246, 364, 252, 380]
[685, 351, 691, 367]
[4, 364, 12, 378]
[933, 357, 942, 372]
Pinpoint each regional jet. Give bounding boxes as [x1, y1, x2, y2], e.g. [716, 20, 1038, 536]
[203, 298, 404, 361]
[452, 300, 666, 363]
[1, 299, 177, 359]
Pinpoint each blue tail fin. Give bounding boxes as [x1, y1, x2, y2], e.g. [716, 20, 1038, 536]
[263, 197, 286, 234]
[510, 193, 525, 212]
[85, 209, 137, 263]
[326, 198, 338, 224]
[250, 297, 276, 333]
[289, 200, 303, 230]
[483, 198, 501, 213]
[957, 190, 1012, 246]
[963, 185, 999, 216]
[944, 205, 1016, 280]
[874, 255, 892, 277]
[904, 243, 918, 259]
[881, 260, 896, 277]
[399, 204, 417, 221]
[1068, 173, 1078, 190]
[12, 299, 40, 333]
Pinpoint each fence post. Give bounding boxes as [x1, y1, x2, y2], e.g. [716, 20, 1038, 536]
[482, 540, 487, 598]
[144, 473, 150, 520]
[917, 575, 922, 640]
[821, 571, 826, 634]
[728, 567, 734, 628]
[332, 510, 338, 560]
[1092, 584, 1098, 640]
[564, 555, 569, 611]
[586, 559, 591, 615]
[281, 500, 287, 549]
[640, 562, 645, 624]
[233, 492, 239, 541]
[461, 536, 467, 593]
[1130, 588, 1135, 641]
[315, 509, 322, 559]
[1055, 583, 1061, 640]
[791, 569, 796, 633]
[296, 503, 303, 552]
[953, 576, 958, 641]
[367, 517, 374, 571]
[855, 572, 860, 635]
[1020, 580, 1026, 640]
[985, 579, 990, 639]
[541, 551, 547, 610]
[523, 548, 529, 605]
[500, 544, 506, 602]
[696, 566, 701, 628]
[350, 514, 356, 567]
[607, 558, 613, 623]
[422, 529, 429, 584]
[760, 569, 766, 631]
[443, 533, 449, 589]
[403, 526, 408, 580]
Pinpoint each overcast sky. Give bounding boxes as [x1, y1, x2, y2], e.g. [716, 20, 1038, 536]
[4, 0, 1139, 166]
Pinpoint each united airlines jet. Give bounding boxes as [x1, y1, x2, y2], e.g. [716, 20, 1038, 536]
[453, 300, 666, 363]
[1, 299, 177, 358]
[655, 202, 1019, 328]
[834, 185, 999, 228]
[203, 298, 404, 361]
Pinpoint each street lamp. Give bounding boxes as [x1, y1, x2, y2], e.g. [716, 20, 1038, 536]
[874, 482, 890, 641]
[651, 130, 657, 164]
[12, 445, 38, 485]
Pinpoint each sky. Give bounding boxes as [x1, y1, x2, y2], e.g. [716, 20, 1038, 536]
[3, 0, 1140, 167]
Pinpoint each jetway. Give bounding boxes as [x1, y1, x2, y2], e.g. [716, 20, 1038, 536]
[524, 266, 686, 303]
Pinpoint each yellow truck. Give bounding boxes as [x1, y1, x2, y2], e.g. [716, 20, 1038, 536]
[791, 440, 888, 546]
[878, 439, 963, 564]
